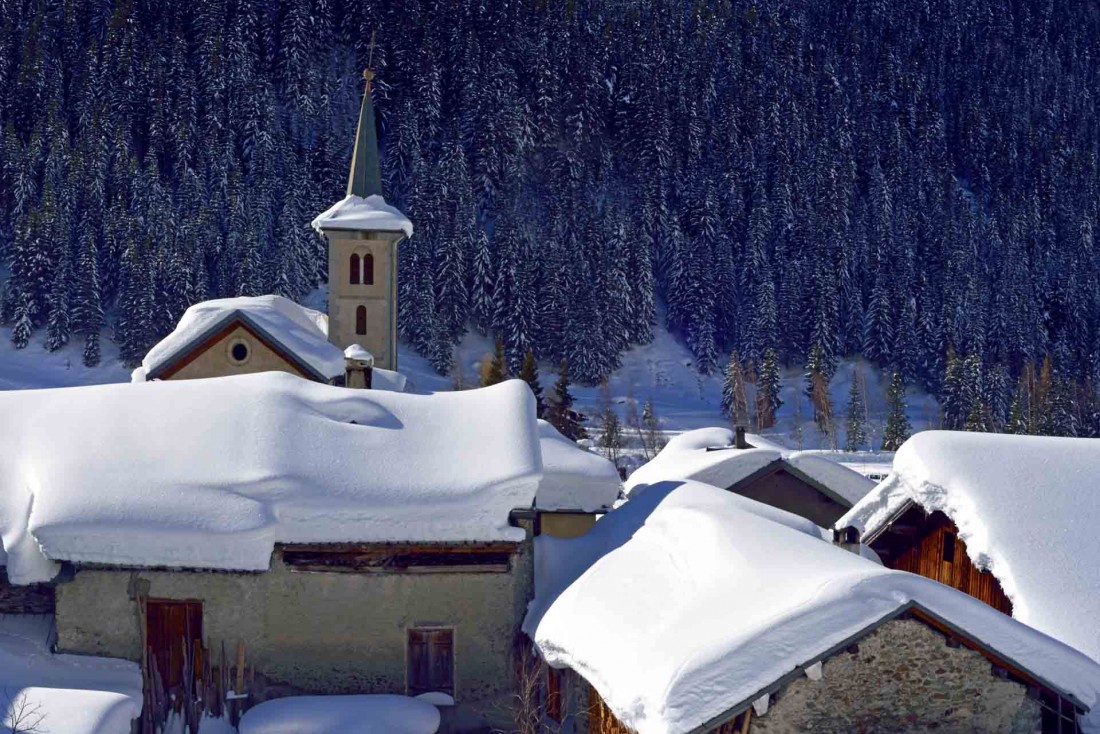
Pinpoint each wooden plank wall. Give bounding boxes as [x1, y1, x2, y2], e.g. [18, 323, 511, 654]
[889, 513, 1013, 615]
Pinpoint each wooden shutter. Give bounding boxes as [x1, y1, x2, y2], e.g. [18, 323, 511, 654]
[429, 629, 454, 694]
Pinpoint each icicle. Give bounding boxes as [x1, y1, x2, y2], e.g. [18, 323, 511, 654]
[752, 694, 770, 717]
[805, 661, 823, 681]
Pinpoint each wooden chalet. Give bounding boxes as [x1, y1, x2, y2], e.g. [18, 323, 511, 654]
[839, 503, 1013, 615]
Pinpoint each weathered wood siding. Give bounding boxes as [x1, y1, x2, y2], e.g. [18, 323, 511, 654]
[886, 512, 1013, 615]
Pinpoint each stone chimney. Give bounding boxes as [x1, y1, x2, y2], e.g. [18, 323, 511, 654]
[344, 344, 374, 389]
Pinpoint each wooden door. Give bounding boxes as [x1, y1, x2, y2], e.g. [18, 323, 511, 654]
[407, 628, 454, 696]
[145, 600, 203, 690]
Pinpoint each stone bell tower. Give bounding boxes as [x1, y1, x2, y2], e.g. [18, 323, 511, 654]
[311, 60, 411, 372]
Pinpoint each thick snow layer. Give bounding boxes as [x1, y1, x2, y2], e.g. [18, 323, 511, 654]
[0, 374, 541, 583]
[370, 366, 407, 393]
[311, 194, 414, 237]
[536, 420, 621, 511]
[0, 615, 142, 734]
[525, 480, 1100, 734]
[345, 344, 375, 363]
[625, 427, 874, 506]
[238, 694, 440, 734]
[138, 295, 346, 381]
[838, 430, 1100, 663]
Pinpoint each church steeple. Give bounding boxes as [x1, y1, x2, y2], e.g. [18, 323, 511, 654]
[346, 66, 383, 198]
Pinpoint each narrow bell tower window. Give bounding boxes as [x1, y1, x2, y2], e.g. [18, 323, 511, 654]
[363, 253, 375, 285]
[356, 306, 367, 335]
[350, 254, 361, 285]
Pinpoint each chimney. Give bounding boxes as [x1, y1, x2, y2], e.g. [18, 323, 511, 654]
[833, 526, 863, 555]
[344, 344, 374, 389]
[734, 426, 750, 449]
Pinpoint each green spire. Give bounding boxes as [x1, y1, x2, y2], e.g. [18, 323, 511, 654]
[346, 68, 383, 199]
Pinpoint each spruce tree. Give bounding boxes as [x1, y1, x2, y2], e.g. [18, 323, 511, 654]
[756, 348, 783, 430]
[518, 350, 544, 417]
[546, 359, 587, 441]
[845, 366, 867, 452]
[882, 373, 912, 451]
[721, 350, 749, 426]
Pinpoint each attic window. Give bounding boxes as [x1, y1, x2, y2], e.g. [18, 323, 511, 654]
[943, 532, 956, 564]
[228, 339, 250, 365]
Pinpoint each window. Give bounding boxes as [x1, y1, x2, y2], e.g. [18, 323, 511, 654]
[356, 306, 367, 335]
[363, 253, 375, 285]
[407, 628, 454, 696]
[943, 532, 956, 564]
[228, 339, 250, 365]
[350, 253, 360, 285]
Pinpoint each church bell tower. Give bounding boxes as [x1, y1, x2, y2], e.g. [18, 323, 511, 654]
[312, 57, 411, 372]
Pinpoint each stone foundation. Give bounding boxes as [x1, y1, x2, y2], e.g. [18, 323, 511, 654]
[751, 618, 1040, 734]
[0, 575, 54, 615]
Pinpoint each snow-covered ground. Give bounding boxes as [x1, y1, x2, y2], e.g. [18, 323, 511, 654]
[0, 615, 142, 734]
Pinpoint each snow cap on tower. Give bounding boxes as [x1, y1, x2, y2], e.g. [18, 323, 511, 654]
[346, 65, 383, 199]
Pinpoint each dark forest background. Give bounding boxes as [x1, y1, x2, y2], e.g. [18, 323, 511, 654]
[1, 0, 1099, 435]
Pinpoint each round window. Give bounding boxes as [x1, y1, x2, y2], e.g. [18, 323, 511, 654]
[229, 340, 250, 364]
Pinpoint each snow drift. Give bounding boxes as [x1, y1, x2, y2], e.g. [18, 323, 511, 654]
[0, 373, 541, 584]
[238, 694, 439, 734]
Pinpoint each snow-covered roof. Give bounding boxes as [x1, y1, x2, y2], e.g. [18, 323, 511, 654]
[535, 420, 621, 512]
[137, 295, 347, 383]
[838, 430, 1100, 663]
[625, 427, 874, 506]
[311, 194, 413, 237]
[370, 366, 407, 393]
[0, 615, 142, 733]
[524, 480, 1100, 734]
[0, 374, 541, 584]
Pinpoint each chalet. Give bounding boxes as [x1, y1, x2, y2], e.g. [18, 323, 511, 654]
[525, 480, 1100, 734]
[626, 427, 874, 526]
[836, 430, 1100, 665]
[0, 374, 545, 732]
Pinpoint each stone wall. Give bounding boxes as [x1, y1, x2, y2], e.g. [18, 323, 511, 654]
[750, 618, 1040, 734]
[0, 575, 54, 614]
[55, 535, 534, 733]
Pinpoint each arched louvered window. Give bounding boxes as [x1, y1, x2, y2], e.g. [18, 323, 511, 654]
[363, 253, 375, 285]
[350, 253, 361, 285]
[356, 305, 367, 335]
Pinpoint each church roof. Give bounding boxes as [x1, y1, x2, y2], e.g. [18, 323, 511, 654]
[135, 295, 347, 383]
[347, 70, 384, 199]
